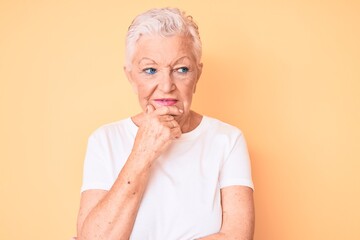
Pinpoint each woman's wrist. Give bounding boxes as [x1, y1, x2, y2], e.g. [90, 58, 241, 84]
[129, 148, 156, 168]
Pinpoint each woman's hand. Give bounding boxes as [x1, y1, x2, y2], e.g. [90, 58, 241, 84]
[132, 104, 183, 161]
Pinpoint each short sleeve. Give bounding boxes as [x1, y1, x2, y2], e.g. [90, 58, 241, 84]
[219, 132, 254, 190]
[80, 131, 113, 192]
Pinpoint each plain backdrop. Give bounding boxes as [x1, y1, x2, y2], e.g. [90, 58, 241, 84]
[1, 0, 359, 239]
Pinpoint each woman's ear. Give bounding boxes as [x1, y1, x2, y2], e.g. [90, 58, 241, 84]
[124, 66, 138, 94]
[193, 62, 203, 93]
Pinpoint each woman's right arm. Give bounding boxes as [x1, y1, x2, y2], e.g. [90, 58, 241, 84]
[77, 150, 154, 240]
[76, 105, 182, 240]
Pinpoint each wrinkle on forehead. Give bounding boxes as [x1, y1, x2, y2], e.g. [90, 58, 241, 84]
[132, 35, 196, 67]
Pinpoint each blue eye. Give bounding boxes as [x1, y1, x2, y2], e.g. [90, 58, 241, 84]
[144, 68, 157, 75]
[177, 67, 189, 73]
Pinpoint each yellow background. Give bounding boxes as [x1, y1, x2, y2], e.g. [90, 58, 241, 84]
[1, 0, 359, 239]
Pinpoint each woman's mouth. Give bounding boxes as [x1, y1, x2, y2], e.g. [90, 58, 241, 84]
[154, 98, 178, 106]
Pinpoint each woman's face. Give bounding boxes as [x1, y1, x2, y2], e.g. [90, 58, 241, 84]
[125, 34, 202, 119]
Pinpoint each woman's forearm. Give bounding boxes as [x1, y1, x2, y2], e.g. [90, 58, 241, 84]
[78, 152, 153, 240]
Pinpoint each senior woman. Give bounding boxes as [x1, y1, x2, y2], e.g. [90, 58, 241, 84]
[76, 7, 254, 240]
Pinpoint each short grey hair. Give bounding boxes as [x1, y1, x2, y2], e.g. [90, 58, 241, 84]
[125, 8, 202, 68]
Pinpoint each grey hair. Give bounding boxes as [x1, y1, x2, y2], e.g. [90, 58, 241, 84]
[125, 8, 202, 69]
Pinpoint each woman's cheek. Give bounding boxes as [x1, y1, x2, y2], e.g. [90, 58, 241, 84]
[181, 95, 193, 113]
[138, 83, 155, 100]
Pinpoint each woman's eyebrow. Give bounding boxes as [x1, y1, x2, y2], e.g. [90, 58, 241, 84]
[138, 57, 157, 65]
[173, 56, 191, 64]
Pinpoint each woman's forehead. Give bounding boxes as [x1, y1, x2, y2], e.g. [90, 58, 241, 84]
[133, 35, 195, 63]
[137, 56, 192, 66]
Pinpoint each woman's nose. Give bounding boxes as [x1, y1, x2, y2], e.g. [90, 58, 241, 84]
[158, 71, 176, 93]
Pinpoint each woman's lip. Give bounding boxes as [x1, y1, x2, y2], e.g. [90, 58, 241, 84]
[154, 99, 178, 106]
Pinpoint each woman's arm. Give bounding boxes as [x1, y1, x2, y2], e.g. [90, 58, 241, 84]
[77, 105, 182, 240]
[199, 186, 255, 240]
[77, 152, 153, 240]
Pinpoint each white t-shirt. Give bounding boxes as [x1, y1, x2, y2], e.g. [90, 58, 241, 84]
[81, 116, 254, 240]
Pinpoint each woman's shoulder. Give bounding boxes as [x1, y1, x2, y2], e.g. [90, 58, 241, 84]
[196, 116, 246, 150]
[88, 118, 136, 140]
[202, 116, 243, 137]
